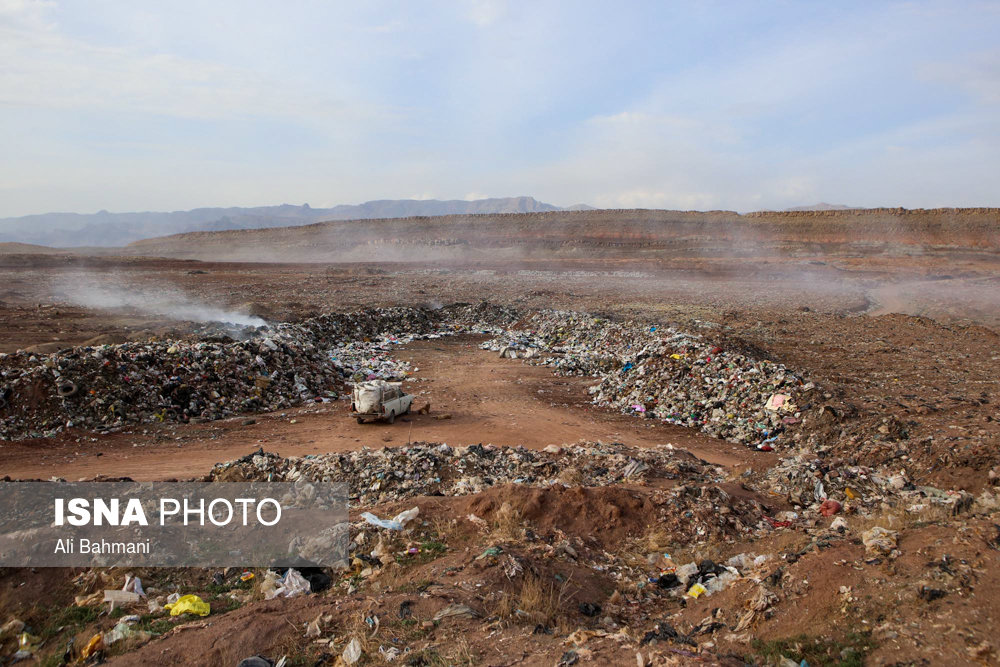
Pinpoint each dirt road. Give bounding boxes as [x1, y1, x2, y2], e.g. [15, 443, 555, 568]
[0, 336, 758, 481]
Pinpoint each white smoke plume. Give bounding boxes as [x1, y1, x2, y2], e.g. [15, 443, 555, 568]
[56, 274, 267, 328]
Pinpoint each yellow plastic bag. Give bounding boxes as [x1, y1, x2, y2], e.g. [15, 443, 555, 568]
[81, 634, 104, 658]
[163, 594, 211, 617]
[686, 583, 707, 599]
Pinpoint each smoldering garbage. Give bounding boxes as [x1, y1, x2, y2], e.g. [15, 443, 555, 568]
[0, 302, 815, 451]
[0, 303, 517, 440]
[481, 310, 814, 448]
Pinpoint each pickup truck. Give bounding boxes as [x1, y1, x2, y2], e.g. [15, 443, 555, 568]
[351, 380, 414, 424]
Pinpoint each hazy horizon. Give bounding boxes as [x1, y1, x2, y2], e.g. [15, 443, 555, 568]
[0, 197, 874, 221]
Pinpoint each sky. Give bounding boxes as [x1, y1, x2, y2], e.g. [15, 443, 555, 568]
[1, 0, 999, 217]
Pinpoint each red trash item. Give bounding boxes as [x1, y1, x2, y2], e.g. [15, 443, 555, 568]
[819, 499, 842, 516]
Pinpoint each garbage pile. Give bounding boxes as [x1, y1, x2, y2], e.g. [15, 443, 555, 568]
[0, 303, 518, 440]
[652, 484, 770, 543]
[483, 310, 813, 448]
[759, 448, 976, 519]
[650, 552, 771, 600]
[209, 442, 723, 504]
[210, 442, 771, 544]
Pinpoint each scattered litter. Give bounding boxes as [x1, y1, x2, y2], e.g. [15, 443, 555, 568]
[379, 645, 402, 662]
[261, 569, 311, 599]
[819, 499, 842, 516]
[104, 589, 141, 612]
[862, 526, 899, 556]
[686, 582, 707, 599]
[433, 603, 479, 621]
[123, 574, 145, 597]
[237, 657, 276, 667]
[81, 634, 104, 659]
[163, 594, 211, 617]
[305, 612, 331, 639]
[13, 632, 39, 660]
[342, 637, 363, 665]
[103, 621, 150, 646]
[360, 506, 419, 531]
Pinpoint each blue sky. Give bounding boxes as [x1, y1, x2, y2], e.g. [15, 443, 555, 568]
[1, 0, 998, 216]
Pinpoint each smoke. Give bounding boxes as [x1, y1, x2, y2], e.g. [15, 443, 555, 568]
[56, 274, 268, 328]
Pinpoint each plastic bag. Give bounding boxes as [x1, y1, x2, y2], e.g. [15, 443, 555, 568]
[123, 575, 145, 597]
[686, 582, 707, 599]
[343, 637, 363, 665]
[81, 634, 104, 658]
[163, 594, 211, 617]
[862, 526, 898, 555]
[360, 506, 419, 531]
[264, 568, 311, 599]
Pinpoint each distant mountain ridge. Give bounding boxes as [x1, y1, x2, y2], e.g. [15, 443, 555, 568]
[783, 203, 856, 211]
[0, 196, 583, 247]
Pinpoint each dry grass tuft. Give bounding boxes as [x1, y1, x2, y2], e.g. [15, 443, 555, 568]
[850, 501, 955, 536]
[489, 502, 526, 542]
[430, 514, 457, 542]
[444, 637, 478, 665]
[494, 572, 575, 627]
[557, 466, 585, 486]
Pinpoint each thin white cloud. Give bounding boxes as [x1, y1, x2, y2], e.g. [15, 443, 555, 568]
[921, 49, 1000, 105]
[0, 0, 358, 122]
[464, 0, 507, 27]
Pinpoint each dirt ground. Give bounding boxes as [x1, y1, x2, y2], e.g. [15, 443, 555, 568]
[2, 239, 1000, 666]
[0, 336, 755, 481]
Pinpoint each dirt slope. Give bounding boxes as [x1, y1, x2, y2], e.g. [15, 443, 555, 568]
[123, 208, 1000, 262]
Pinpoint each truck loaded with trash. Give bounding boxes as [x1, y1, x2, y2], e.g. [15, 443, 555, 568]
[350, 380, 414, 424]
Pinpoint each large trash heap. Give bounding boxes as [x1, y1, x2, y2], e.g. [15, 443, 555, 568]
[0, 303, 516, 440]
[209, 441, 768, 544]
[483, 310, 811, 448]
[0, 303, 811, 447]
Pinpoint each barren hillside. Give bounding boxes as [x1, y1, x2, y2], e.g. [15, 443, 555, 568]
[124, 207, 1000, 262]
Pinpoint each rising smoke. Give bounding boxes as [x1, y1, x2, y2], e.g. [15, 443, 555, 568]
[55, 274, 268, 328]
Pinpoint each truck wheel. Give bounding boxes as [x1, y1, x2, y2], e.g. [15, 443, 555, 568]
[356, 417, 364, 424]
[387, 411, 395, 424]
